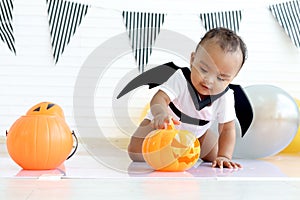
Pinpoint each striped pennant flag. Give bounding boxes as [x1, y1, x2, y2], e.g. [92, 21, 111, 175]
[269, 0, 300, 48]
[122, 11, 166, 72]
[46, 0, 88, 64]
[199, 10, 242, 33]
[0, 0, 15, 54]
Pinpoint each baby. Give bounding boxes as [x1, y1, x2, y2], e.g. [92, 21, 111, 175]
[128, 27, 247, 168]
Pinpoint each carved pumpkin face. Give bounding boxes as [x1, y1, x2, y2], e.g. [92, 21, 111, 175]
[142, 123, 200, 171]
[26, 102, 65, 119]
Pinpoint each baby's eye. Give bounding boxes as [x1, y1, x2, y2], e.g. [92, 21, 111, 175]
[199, 67, 208, 73]
[217, 76, 225, 81]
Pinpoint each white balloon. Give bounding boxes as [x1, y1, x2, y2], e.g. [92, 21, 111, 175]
[233, 84, 300, 159]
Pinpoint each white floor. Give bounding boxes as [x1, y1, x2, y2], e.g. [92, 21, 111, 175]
[1, 138, 300, 200]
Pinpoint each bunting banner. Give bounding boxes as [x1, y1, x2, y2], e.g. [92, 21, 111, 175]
[269, 0, 300, 48]
[199, 10, 242, 33]
[122, 11, 166, 72]
[0, 0, 15, 54]
[46, 0, 89, 64]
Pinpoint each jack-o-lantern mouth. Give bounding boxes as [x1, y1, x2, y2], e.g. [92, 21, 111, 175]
[177, 153, 200, 164]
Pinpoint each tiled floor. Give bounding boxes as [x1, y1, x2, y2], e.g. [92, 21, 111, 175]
[1, 137, 300, 199]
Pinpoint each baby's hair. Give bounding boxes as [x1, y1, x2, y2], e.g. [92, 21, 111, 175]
[196, 27, 247, 67]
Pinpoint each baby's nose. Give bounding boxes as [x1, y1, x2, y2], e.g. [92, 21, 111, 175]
[204, 74, 214, 85]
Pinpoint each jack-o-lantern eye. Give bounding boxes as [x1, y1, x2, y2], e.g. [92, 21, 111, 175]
[142, 123, 200, 172]
[26, 102, 65, 119]
[33, 103, 55, 112]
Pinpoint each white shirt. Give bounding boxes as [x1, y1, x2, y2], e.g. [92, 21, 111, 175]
[145, 69, 236, 138]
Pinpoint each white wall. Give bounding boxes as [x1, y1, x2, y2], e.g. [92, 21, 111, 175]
[1, 0, 299, 139]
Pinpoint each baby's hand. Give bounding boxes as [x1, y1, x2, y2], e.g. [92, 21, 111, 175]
[212, 156, 242, 169]
[152, 115, 180, 129]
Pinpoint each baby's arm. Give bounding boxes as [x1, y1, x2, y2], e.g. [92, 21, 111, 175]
[212, 120, 242, 168]
[150, 90, 179, 129]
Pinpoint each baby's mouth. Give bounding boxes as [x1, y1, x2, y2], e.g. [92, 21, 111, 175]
[201, 83, 211, 91]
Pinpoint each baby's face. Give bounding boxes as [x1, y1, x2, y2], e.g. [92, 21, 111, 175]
[190, 42, 242, 96]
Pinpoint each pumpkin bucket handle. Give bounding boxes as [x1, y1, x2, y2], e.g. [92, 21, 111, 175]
[67, 130, 78, 160]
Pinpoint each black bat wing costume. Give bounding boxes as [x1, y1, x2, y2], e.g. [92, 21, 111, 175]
[117, 62, 253, 137]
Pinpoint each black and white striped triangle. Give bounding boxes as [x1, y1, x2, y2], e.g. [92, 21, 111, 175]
[0, 0, 15, 54]
[46, 0, 88, 64]
[200, 10, 242, 33]
[122, 11, 166, 72]
[269, 0, 300, 48]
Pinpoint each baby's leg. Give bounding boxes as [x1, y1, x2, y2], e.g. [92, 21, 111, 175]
[198, 129, 218, 162]
[128, 119, 155, 162]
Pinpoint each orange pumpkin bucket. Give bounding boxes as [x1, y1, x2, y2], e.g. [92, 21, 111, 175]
[6, 102, 77, 170]
[142, 123, 200, 172]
